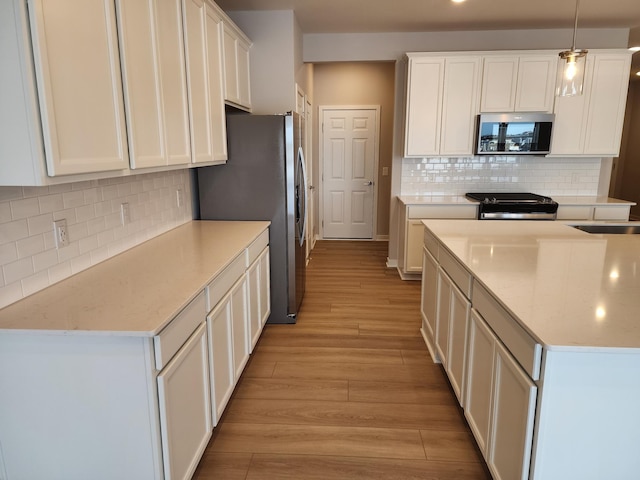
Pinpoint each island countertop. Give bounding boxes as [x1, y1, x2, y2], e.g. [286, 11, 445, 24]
[422, 219, 640, 352]
[0, 221, 270, 336]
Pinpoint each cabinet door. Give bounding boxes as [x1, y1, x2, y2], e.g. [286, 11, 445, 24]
[488, 342, 537, 480]
[480, 56, 518, 112]
[157, 322, 212, 480]
[583, 53, 631, 156]
[446, 282, 470, 406]
[515, 55, 557, 112]
[182, 0, 227, 164]
[405, 220, 426, 272]
[435, 268, 451, 365]
[404, 57, 444, 156]
[440, 56, 481, 155]
[207, 293, 234, 425]
[118, 0, 191, 168]
[549, 67, 590, 156]
[231, 276, 250, 380]
[236, 38, 252, 109]
[205, 4, 228, 161]
[464, 309, 495, 455]
[29, 0, 129, 176]
[247, 247, 271, 351]
[421, 248, 439, 351]
[222, 23, 240, 105]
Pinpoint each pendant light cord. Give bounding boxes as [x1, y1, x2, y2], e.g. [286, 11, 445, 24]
[571, 0, 580, 51]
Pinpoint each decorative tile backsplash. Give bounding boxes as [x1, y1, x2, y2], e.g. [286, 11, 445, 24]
[0, 170, 192, 309]
[401, 156, 602, 196]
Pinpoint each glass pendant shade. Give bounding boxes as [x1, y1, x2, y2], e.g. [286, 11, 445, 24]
[557, 50, 587, 96]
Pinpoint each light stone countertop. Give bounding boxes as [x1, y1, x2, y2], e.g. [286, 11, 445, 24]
[423, 219, 640, 352]
[397, 195, 478, 206]
[399, 194, 635, 206]
[0, 221, 270, 336]
[553, 196, 636, 206]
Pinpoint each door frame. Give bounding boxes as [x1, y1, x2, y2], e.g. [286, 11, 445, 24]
[318, 105, 381, 240]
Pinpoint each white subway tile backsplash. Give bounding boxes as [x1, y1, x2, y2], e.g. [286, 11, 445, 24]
[3, 257, 34, 284]
[0, 170, 192, 309]
[10, 197, 40, 220]
[1, 219, 29, 243]
[400, 156, 602, 196]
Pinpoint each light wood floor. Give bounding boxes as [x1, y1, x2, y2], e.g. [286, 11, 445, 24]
[193, 240, 491, 479]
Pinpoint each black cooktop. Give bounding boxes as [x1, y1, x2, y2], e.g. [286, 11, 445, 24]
[465, 192, 555, 204]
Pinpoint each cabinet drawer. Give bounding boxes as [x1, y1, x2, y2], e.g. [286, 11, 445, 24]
[438, 247, 472, 298]
[424, 228, 439, 258]
[472, 283, 542, 380]
[408, 205, 477, 219]
[593, 206, 630, 221]
[207, 254, 246, 312]
[247, 229, 269, 265]
[154, 292, 206, 370]
[556, 206, 592, 220]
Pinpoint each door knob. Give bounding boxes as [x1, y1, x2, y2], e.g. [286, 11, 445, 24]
[364, 181, 373, 186]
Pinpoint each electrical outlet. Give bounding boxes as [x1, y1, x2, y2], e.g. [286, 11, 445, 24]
[53, 219, 69, 248]
[120, 203, 131, 225]
[176, 188, 184, 208]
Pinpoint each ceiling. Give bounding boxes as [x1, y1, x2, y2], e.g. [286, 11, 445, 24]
[215, 0, 640, 35]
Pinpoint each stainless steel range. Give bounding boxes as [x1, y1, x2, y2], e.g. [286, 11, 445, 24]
[465, 192, 558, 220]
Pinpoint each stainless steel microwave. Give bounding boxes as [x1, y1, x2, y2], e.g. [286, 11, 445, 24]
[476, 113, 554, 155]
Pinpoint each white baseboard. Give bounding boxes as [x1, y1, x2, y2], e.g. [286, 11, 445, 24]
[396, 267, 421, 281]
[386, 257, 397, 268]
[376, 234, 389, 241]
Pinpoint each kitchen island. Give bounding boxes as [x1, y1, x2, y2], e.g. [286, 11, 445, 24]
[420, 220, 640, 480]
[0, 221, 271, 480]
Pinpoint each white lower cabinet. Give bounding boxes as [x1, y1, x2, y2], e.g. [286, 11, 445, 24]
[446, 280, 470, 405]
[207, 233, 270, 426]
[248, 247, 271, 350]
[420, 247, 439, 353]
[157, 322, 212, 480]
[435, 267, 451, 364]
[465, 309, 537, 480]
[207, 288, 235, 425]
[489, 341, 537, 480]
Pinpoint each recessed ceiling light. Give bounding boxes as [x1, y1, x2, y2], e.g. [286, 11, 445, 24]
[630, 46, 640, 52]
[636, 71, 640, 76]
[451, 0, 466, 3]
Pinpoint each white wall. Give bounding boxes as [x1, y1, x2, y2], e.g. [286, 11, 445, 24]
[228, 10, 297, 114]
[0, 170, 192, 308]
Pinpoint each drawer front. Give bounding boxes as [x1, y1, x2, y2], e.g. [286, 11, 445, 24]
[472, 284, 541, 380]
[408, 204, 477, 219]
[556, 205, 592, 220]
[593, 206, 630, 221]
[247, 229, 269, 265]
[438, 247, 472, 298]
[207, 254, 246, 312]
[154, 291, 206, 370]
[424, 228, 439, 258]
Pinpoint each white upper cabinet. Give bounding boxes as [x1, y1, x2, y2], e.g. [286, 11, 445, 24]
[222, 22, 252, 110]
[405, 54, 481, 157]
[182, 0, 228, 164]
[550, 52, 631, 157]
[0, 0, 129, 185]
[481, 54, 557, 113]
[117, 0, 191, 169]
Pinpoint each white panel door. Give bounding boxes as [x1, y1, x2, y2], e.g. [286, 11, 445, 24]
[30, 0, 129, 176]
[322, 108, 377, 239]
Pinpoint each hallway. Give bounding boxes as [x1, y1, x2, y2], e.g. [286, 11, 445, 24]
[193, 241, 490, 479]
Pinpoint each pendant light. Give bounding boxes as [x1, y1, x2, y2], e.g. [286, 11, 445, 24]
[557, 0, 588, 97]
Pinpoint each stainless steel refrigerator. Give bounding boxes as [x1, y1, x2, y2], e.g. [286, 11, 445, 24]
[195, 112, 307, 324]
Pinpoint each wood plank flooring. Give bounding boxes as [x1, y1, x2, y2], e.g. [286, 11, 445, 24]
[193, 240, 490, 479]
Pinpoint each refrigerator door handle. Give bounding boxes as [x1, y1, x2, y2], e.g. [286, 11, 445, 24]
[298, 146, 308, 247]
